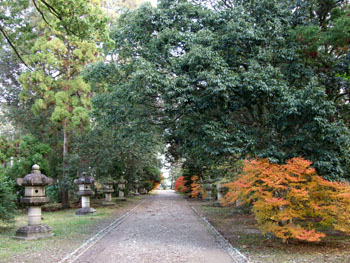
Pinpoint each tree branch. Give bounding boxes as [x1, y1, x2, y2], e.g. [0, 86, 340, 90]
[32, 0, 52, 28]
[0, 26, 32, 71]
[38, 0, 78, 37]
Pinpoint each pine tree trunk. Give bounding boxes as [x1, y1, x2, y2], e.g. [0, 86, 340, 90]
[61, 119, 70, 209]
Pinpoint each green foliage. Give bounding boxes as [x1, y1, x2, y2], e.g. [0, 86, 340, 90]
[5, 134, 52, 179]
[89, 0, 350, 180]
[0, 168, 17, 223]
[46, 185, 60, 203]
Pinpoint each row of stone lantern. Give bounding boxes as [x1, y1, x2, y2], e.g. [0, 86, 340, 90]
[74, 174, 96, 215]
[14, 164, 144, 240]
[200, 178, 226, 206]
[101, 177, 116, 206]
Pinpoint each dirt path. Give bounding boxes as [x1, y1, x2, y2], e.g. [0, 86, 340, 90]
[74, 190, 234, 263]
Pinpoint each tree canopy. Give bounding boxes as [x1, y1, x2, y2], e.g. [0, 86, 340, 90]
[87, 0, 350, 180]
[1, 0, 350, 220]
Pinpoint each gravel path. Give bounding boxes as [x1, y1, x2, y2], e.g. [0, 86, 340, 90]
[75, 190, 234, 263]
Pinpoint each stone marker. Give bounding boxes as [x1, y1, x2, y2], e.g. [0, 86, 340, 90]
[140, 187, 147, 195]
[134, 178, 140, 196]
[204, 178, 214, 201]
[101, 177, 116, 206]
[74, 173, 96, 215]
[139, 180, 147, 195]
[116, 176, 127, 201]
[15, 164, 54, 240]
[214, 183, 224, 207]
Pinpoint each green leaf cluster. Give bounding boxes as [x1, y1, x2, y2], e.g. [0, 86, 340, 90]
[89, 0, 350, 180]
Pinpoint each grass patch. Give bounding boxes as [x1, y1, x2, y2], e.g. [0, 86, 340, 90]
[0, 196, 143, 262]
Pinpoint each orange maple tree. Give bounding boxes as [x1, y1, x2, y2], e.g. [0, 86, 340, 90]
[151, 175, 164, 190]
[222, 157, 350, 242]
[190, 176, 206, 198]
[174, 176, 189, 193]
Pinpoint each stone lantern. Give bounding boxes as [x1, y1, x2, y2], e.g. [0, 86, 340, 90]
[139, 180, 147, 195]
[101, 177, 116, 206]
[15, 164, 53, 240]
[204, 178, 214, 201]
[134, 178, 140, 196]
[214, 182, 224, 206]
[74, 173, 96, 215]
[116, 176, 128, 201]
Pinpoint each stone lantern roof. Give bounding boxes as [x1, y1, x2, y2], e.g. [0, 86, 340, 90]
[17, 164, 53, 186]
[74, 173, 95, 185]
[117, 176, 127, 184]
[74, 173, 95, 197]
[100, 176, 116, 185]
[204, 177, 214, 184]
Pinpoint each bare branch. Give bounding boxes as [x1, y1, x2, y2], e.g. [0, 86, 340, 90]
[0, 26, 32, 71]
[32, 0, 52, 28]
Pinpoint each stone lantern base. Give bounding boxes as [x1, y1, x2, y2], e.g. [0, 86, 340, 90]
[102, 201, 115, 206]
[102, 193, 115, 206]
[116, 189, 127, 201]
[127, 191, 135, 196]
[213, 200, 222, 207]
[204, 192, 214, 201]
[14, 225, 53, 240]
[75, 207, 96, 215]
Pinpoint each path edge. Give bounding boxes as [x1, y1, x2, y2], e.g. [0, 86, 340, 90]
[58, 197, 148, 263]
[186, 199, 250, 263]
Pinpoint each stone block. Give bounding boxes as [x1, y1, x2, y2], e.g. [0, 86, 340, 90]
[14, 225, 53, 240]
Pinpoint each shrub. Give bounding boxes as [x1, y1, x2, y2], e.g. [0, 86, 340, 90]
[46, 185, 60, 203]
[222, 157, 350, 243]
[190, 176, 206, 198]
[174, 176, 189, 193]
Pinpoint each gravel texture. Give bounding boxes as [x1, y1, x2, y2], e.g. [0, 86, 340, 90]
[75, 190, 234, 263]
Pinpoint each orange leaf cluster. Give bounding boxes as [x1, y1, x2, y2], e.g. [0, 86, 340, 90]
[174, 176, 189, 193]
[222, 157, 350, 242]
[190, 176, 206, 198]
[151, 175, 164, 191]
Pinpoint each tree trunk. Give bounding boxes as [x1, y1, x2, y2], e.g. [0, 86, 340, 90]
[61, 119, 70, 209]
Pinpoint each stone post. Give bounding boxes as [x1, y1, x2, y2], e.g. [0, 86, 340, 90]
[74, 174, 96, 215]
[134, 178, 140, 196]
[139, 180, 146, 195]
[15, 164, 53, 240]
[140, 187, 146, 195]
[214, 183, 224, 206]
[116, 176, 127, 201]
[102, 178, 115, 206]
[217, 183, 223, 201]
[204, 178, 214, 201]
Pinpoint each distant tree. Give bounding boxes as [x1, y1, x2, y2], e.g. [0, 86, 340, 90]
[18, 0, 109, 208]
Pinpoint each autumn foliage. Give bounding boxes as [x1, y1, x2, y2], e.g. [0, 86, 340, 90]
[174, 176, 189, 193]
[222, 157, 350, 242]
[151, 175, 164, 190]
[190, 176, 206, 198]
